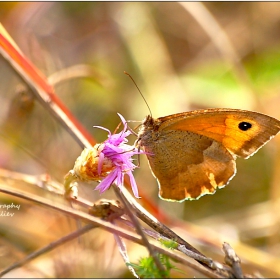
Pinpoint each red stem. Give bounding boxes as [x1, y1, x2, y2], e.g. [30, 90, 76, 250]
[0, 33, 95, 148]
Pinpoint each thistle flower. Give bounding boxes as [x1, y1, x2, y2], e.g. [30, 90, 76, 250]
[71, 113, 143, 198]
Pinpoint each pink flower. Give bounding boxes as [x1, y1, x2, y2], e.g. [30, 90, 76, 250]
[72, 114, 143, 198]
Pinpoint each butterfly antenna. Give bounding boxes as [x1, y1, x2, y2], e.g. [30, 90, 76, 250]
[124, 71, 152, 117]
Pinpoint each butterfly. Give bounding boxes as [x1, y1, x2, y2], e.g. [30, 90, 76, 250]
[138, 108, 280, 202]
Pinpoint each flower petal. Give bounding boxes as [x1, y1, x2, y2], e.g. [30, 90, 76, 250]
[127, 172, 140, 198]
[95, 169, 118, 193]
[93, 125, 112, 136]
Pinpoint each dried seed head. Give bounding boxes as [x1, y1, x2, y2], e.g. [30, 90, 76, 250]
[73, 144, 115, 181]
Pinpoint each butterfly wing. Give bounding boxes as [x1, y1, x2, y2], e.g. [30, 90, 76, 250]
[139, 109, 280, 201]
[158, 108, 280, 158]
[141, 129, 236, 201]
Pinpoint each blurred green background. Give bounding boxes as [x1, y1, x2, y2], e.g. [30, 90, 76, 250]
[1, 2, 280, 278]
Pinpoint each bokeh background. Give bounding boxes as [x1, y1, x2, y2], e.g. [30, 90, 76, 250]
[1, 2, 280, 278]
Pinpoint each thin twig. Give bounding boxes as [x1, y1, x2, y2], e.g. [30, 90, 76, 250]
[120, 218, 224, 276]
[113, 185, 167, 277]
[0, 224, 96, 277]
[0, 184, 142, 240]
[113, 229, 139, 279]
[115, 187, 227, 278]
[223, 242, 243, 278]
[120, 187, 208, 259]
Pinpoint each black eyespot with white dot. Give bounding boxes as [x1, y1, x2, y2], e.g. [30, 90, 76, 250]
[238, 122, 252, 131]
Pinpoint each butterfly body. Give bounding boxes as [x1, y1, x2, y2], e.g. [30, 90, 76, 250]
[138, 109, 280, 202]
